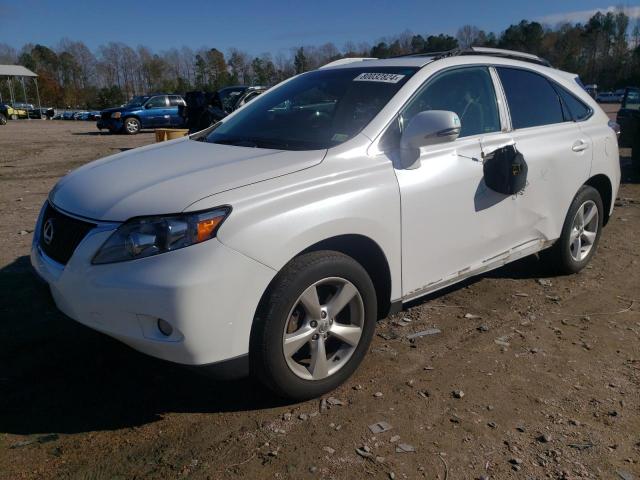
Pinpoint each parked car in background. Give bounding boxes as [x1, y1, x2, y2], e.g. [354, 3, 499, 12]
[181, 86, 266, 132]
[617, 87, 640, 164]
[32, 48, 620, 400]
[62, 111, 75, 120]
[1, 103, 28, 119]
[232, 86, 267, 110]
[584, 84, 598, 98]
[97, 94, 186, 134]
[596, 91, 622, 103]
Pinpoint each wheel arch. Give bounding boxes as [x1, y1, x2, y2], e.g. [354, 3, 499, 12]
[299, 234, 393, 319]
[585, 174, 613, 226]
[253, 234, 394, 326]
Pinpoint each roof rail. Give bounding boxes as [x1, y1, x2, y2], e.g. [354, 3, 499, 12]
[320, 57, 376, 69]
[433, 47, 552, 67]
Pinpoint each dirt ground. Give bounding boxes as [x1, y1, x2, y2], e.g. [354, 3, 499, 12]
[0, 117, 639, 480]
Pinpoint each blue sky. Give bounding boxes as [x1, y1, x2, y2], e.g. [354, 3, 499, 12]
[1, 0, 639, 55]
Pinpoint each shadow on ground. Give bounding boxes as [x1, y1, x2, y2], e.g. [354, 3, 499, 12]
[0, 256, 285, 436]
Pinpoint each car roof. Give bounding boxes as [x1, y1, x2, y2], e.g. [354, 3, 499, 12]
[321, 47, 553, 71]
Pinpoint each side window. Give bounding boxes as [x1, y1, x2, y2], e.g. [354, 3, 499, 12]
[554, 84, 592, 121]
[146, 96, 168, 108]
[402, 66, 501, 138]
[624, 90, 640, 111]
[169, 95, 184, 107]
[497, 67, 564, 129]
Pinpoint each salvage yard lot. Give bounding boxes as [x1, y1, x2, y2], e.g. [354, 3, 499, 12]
[0, 120, 639, 479]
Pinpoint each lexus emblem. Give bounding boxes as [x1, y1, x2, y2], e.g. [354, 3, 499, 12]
[43, 218, 55, 245]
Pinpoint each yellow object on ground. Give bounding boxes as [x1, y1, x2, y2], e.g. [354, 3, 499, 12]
[155, 128, 189, 142]
[6, 106, 28, 119]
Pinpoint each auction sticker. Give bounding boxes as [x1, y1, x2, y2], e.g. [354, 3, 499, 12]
[353, 72, 405, 83]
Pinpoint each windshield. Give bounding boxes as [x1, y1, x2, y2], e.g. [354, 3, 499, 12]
[204, 67, 417, 150]
[125, 96, 150, 107]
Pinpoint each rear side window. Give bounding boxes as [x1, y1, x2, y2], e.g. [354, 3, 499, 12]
[554, 84, 592, 121]
[169, 95, 185, 106]
[497, 67, 564, 129]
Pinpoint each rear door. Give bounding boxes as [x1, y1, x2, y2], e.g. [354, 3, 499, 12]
[495, 67, 592, 243]
[168, 95, 186, 127]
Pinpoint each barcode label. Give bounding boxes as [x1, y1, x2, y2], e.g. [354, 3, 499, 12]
[353, 73, 405, 83]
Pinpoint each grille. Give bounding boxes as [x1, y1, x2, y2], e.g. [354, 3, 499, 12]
[39, 203, 95, 265]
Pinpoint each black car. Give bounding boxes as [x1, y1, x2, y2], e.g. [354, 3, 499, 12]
[180, 86, 266, 133]
[616, 87, 640, 165]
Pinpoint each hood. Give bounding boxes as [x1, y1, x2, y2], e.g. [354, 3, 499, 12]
[50, 138, 326, 222]
[101, 106, 131, 114]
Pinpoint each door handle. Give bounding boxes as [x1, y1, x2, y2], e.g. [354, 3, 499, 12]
[572, 140, 588, 152]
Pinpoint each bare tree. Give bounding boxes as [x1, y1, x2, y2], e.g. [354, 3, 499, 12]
[456, 25, 481, 48]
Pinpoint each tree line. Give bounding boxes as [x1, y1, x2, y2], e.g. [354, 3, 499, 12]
[0, 8, 639, 109]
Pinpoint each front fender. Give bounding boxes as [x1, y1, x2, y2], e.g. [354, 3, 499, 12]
[185, 153, 403, 301]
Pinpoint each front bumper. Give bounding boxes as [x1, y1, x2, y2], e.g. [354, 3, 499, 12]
[30, 205, 276, 368]
[97, 118, 122, 131]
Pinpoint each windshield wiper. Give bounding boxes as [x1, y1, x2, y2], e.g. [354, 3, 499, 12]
[213, 137, 260, 148]
[212, 137, 288, 149]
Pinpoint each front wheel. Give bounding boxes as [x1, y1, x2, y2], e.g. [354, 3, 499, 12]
[542, 185, 603, 274]
[123, 117, 141, 135]
[251, 251, 377, 400]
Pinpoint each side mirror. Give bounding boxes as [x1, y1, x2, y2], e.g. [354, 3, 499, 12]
[399, 110, 461, 169]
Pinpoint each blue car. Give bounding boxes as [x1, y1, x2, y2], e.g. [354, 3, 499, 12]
[97, 94, 187, 134]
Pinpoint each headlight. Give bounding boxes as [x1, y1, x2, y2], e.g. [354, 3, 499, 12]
[92, 207, 230, 264]
[111, 112, 122, 119]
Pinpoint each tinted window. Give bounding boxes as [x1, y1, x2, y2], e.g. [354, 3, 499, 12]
[554, 84, 591, 121]
[146, 96, 168, 108]
[402, 66, 500, 137]
[497, 67, 564, 129]
[205, 67, 417, 150]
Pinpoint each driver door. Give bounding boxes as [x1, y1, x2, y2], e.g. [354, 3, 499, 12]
[387, 66, 525, 299]
[144, 95, 170, 127]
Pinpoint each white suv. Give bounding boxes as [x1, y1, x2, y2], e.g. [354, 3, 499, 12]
[32, 48, 620, 400]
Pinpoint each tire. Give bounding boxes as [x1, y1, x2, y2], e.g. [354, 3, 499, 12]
[0, 113, 6, 125]
[10, 114, 18, 120]
[123, 117, 141, 135]
[250, 251, 377, 400]
[542, 185, 603, 275]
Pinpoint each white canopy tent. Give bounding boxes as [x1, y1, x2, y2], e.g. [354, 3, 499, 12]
[0, 64, 41, 117]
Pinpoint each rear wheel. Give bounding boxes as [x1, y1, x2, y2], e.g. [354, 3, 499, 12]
[251, 251, 377, 400]
[0, 113, 6, 125]
[542, 185, 603, 274]
[123, 117, 141, 135]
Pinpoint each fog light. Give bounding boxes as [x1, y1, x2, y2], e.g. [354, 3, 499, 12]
[157, 318, 173, 336]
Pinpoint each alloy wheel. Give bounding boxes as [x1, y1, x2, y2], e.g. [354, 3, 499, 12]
[569, 200, 599, 262]
[125, 119, 139, 134]
[282, 277, 364, 381]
